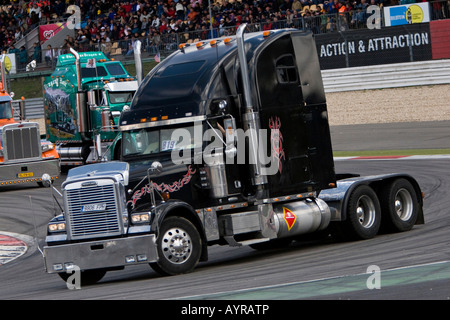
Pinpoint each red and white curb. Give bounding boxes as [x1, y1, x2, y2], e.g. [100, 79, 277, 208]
[0, 232, 29, 266]
[334, 154, 450, 161]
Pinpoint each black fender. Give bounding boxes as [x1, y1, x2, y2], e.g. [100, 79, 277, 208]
[319, 173, 424, 224]
[151, 200, 209, 262]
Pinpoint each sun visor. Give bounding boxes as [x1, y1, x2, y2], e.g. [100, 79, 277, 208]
[291, 32, 326, 106]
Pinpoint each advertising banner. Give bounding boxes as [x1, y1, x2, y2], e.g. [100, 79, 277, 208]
[429, 20, 450, 59]
[384, 2, 431, 27]
[3, 54, 17, 75]
[315, 23, 432, 70]
[39, 23, 66, 43]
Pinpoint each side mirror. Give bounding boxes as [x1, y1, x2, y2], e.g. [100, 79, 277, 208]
[148, 161, 162, 176]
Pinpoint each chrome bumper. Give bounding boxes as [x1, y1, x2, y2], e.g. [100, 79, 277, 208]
[0, 158, 60, 185]
[43, 234, 158, 273]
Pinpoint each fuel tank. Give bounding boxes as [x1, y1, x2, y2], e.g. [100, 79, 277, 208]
[272, 198, 331, 238]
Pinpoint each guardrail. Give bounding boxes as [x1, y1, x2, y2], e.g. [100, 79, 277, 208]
[322, 59, 450, 92]
[12, 98, 44, 120]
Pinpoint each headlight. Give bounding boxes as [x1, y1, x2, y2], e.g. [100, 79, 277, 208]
[131, 212, 150, 224]
[48, 222, 66, 233]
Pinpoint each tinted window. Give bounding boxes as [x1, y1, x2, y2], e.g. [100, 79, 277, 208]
[275, 54, 298, 84]
[108, 91, 134, 104]
[122, 126, 200, 157]
[81, 66, 108, 78]
[106, 63, 126, 76]
[0, 101, 12, 119]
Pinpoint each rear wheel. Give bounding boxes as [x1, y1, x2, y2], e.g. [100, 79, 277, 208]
[337, 185, 381, 240]
[150, 216, 201, 276]
[379, 178, 419, 232]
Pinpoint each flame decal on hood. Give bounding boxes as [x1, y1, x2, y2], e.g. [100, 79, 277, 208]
[127, 165, 196, 209]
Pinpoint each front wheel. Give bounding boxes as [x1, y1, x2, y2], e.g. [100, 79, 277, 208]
[150, 216, 201, 276]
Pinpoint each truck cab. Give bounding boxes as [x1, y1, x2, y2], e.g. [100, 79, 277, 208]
[0, 65, 60, 187]
[43, 51, 138, 167]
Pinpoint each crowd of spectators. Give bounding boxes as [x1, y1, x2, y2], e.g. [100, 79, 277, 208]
[0, 0, 448, 67]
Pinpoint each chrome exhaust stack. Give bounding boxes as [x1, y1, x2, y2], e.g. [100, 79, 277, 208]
[236, 24, 268, 192]
[69, 48, 88, 138]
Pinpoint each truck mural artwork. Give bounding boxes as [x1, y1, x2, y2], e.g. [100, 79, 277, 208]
[0, 55, 60, 187]
[41, 25, 424, 286]
[43, 50, 138, 168]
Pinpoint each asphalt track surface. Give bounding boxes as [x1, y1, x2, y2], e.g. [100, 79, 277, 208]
[330, 120, 450, 151]
[0, 122, 449, 303]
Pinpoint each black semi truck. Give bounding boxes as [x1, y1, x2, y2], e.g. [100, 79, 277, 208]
[42, 25, 424, 285]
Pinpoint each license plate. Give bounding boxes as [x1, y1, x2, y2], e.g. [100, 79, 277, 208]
[17, 172, 33, 178]
[81, 203, 106, 212]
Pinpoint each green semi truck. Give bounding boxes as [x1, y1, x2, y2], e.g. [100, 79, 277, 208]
[43, 50, 138, 168]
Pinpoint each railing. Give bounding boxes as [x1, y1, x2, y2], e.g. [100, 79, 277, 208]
[12, 98, 45, 119]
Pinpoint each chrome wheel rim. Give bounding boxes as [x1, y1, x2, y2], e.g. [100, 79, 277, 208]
[161, 227, 192, 264]
[356, 195, 376, 228]
[395, 188, 413, 221]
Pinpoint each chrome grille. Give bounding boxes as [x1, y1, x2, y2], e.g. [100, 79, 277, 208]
[66, 181, 121, 239]
[4, 125, 40, 161]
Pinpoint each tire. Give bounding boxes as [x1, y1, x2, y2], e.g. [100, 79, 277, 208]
[339, 185, 381, 240]
[379, 178, 419, 232]
[150, 216, 201, 276]
[58, 269, 107, 287]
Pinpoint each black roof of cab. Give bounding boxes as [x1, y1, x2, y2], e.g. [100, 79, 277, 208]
[119, 29, 324, 131]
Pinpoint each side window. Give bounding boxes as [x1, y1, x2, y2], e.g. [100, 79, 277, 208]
[275, 54, 298, 84]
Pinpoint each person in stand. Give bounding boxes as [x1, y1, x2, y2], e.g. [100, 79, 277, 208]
[45, 44, 56, 67]
[33, 42, 42, 64]
[18, 46, 28, 70]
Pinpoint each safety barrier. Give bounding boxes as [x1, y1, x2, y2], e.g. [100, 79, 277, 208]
[12, 98, 45, 120]
[322, 59, 450, 92]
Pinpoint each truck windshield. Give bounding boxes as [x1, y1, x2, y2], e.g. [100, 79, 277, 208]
[0, 101, 13, 119]
[81, 66, 108, 78]
[122, 126, 200, 157]
[108, 91, 134, 104]
[105, 63, 126, 76]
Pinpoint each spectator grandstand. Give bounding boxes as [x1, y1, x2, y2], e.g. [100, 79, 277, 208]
[0, 0, 449, 71]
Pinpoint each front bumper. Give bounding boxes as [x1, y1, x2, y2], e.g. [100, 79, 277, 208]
[0, 158, 60, 186]
[43, 234, 158, 273]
